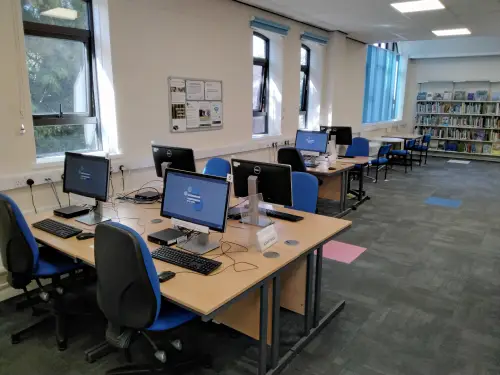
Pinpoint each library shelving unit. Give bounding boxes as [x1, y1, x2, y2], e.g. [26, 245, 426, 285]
[415, 80, 500, 161]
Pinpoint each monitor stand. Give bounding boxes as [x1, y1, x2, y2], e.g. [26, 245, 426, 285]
[161, 161, 172, 177]
[177, 232, 220, 255]
[240, 176, 272, 228]
[76, 202, 111, 226]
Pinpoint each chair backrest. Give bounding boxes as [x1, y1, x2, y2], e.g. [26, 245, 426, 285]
[345, 137, 370, 157]
[422, 134, 431, 145]
[277, 147, 307, 172]
[290, 172, 318, 213]
[406, 139, 416, 149]
[0, 194, 39, 286]
[94, 222, 161, 330]
[203, 158, 231, 178]
[378, 144, 392, 158]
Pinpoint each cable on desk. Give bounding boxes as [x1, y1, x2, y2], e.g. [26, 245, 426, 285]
[29, 185, 37, 214]
[46, 178, 62, 208]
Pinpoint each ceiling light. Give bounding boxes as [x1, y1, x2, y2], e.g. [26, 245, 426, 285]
[391, 0, 445, 13]
[40, 8, 78, 20]
[432, 28, 471, 36]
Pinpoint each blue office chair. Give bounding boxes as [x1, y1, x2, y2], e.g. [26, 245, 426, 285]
[203, 157, 230, 178]
[370, 144, 392, 182]
[94, 222, 206, 374]
[345, 137, 370, 157]
[389, 139, 415, 173]
[412, 134, 431, 166]
[0, 193, 85, 350]
[289, 172, 318, 213]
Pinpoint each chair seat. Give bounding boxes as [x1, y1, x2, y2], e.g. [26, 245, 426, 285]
[390, 150, 409, 156]
[412, 145, 428, 151]
[370, 157, 389, 165]
[148, 302, 197, 331]
[35, 252, 83, 277]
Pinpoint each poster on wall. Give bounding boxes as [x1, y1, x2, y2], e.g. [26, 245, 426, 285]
[168, 76, 223, 133]
[205, 81, 222, 101]
[186, 80, 205, 100]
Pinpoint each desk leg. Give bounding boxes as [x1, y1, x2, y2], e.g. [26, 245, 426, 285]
[339, 172, 346, 212]
[271, 276, 281, 368]
[259, 284, 269, 375]
[358, 166, 364, 202]
[304, 253, 314, 334]
[313, 246, 323, 328]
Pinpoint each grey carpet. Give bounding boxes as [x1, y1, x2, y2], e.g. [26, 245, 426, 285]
[1, 157, 500, 375]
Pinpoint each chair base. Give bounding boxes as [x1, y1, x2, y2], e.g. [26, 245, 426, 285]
[105, 355, 212, 375]
[10, 312, 67, 351]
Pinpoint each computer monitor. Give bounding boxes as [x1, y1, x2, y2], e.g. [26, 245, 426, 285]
[152, 145, 196, 178]
[232, 159, 292, 226]
[295, 130, 329, 155]
[63, 152, 111, 225]
[320, 126, 353, 146]
[160, 168, 230, 254]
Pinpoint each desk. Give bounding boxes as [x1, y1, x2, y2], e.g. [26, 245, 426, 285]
[382, 134, 421, 140]
[307, 162, 354, 217]
[338, 157, 371, 208]
[26, 200, 351, 375]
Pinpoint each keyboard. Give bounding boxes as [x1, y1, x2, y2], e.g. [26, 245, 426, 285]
[151, 246, 222, 275]
[32, 218, 83, 239]
[264, 209, 304, 222]
[228, 209, 304, 222]
[305, 162, 319, 168]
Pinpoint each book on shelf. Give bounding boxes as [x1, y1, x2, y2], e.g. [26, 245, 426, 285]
[417, 92, 427, 100]
[433, 92, 444, 100]
[476, 90, 489, 101]
[443, 91, 453, 100]
[492, 92, 500, 101]
[492, 143, 500, 156]
[483, 144, 492, 154]
[467, 92, 475, 101]
[454, 91, 466, 100]
[426, 92, 434, 101]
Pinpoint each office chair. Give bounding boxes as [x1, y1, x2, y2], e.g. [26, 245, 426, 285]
[345, 137, 370, 157]
[277, 147, 307, 172]
[412, 134, 431, 166]
[370, 144, 392, 182]
[390, 139, 415, 173]
[289, 172, 318, 213]
[94, 222, 207, 374]
[0, 193, 85, 350]
[203, 157, 230, 178]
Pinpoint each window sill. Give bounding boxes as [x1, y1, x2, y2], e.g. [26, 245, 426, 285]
[362, 120, 405, 132]
[34, 151, 123, 169]
[252, 133, 282, 140]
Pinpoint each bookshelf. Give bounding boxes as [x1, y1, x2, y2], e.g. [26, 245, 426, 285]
[415, 81, 500, 160]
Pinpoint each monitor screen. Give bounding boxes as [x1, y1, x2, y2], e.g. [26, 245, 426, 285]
[152, 145, 196, 177]
[295, 130, 329, 153]
[63, 153, 110, 202]
[161, 170, 229, 232]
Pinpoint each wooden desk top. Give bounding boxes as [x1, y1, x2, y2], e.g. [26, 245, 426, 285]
[307, 161, 354, 176]
[337, 156, 372, 165]
[26, 201, 351, 317]
[369, 136, 405, 143]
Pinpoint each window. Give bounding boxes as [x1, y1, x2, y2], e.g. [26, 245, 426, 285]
[252, 32, 269, 135]
[299, 45, 310, 129]
[362, 45, 404, 124]
[21, 0, 100, 158]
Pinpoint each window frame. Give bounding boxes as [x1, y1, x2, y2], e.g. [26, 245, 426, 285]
[252, 32, 270, 135]
[300, 44, 310, 127]
[22, 0, 102, 153]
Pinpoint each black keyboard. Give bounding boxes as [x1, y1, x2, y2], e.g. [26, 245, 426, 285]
[32, 218, 82, 239]
[264, 209, 304, 222]
[228, 209, 304, 222]
[151, 246, 222, 275]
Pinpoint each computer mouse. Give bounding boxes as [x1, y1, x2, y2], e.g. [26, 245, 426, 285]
[76, 232, 95, 241]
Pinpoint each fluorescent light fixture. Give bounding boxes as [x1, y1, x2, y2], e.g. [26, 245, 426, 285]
[391, 0, 445, 13]
[40, 7, 78, 20]
[433, 28, 471, 36]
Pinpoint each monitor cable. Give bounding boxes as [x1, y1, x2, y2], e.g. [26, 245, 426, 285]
[27, 179, 37, 214]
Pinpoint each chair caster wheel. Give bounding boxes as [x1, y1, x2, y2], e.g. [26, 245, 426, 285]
[57, 340, 67, 351]
[56, 287, 64, 295]
[40, 292, 50, 302]
[155, 350, 167, 363]
[202, 355, 213, 369]
[367, 196, 371, 200]
[352, 207, 357, 211]
[11, 334, 21, 345]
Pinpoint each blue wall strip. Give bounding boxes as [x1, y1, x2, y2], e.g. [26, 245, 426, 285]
[250, 17, 290, 36]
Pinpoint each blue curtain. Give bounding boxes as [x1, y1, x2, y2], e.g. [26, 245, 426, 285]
[363, 45, 401, 124]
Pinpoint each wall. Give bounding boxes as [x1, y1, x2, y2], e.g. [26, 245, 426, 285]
[403, 55, 500, 127]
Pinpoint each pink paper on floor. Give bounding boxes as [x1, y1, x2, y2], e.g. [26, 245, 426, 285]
[322, 240, 367, 264]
